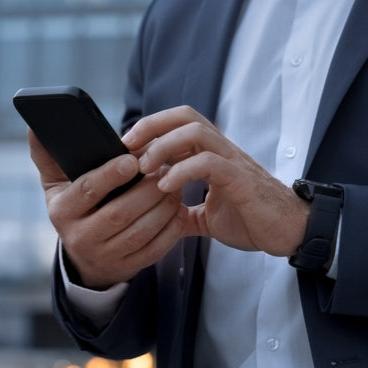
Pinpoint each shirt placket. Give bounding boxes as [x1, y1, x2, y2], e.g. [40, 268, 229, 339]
[276, 0, 311, 187]
[256, 2, 313, 367]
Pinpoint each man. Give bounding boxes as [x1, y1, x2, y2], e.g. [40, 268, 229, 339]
[29, 0, 368, 367]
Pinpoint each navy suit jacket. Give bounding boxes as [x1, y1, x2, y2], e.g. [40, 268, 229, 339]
[53, 1, 368, 367]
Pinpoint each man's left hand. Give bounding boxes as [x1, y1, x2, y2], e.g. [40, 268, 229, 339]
[122, 106, 310, 257]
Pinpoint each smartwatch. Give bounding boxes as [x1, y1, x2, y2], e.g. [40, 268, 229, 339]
[289, 179, 344, 273]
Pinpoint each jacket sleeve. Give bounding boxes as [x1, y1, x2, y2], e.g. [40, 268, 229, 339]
[51, 1, 159, 360]
[52, 251, 157, 360]
[317, 184, 368, 317]
[120, 0, 155, 136]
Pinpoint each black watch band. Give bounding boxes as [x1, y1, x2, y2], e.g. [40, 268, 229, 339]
[289, 181, 343, 273]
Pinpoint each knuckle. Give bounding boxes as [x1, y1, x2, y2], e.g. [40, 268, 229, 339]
[189, 121, 206, 137]
[124, 230, 144, 252]
[150, 144, 168, 163]
[106, 209, 124, 227]
[48, 197, 67, 225]
[179, 105, 195, 116]
[136, 116, 150, 132]
[79, 177, 98, 201]
[190, 120, 203, 130]
[121, 155, 138, 173]
[107, 211, 121, 227]
[200, 151, 216, 163]
[138, 116, 148, 127]
[145, 146, 162, 167]
[144, 146, 154, 160]
[122, 210, 135, 227]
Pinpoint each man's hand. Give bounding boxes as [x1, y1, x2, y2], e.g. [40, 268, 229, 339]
[122, 106, 311, 257]
[29, 131, 185, 289]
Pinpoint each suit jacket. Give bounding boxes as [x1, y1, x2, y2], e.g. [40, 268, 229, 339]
[53, 0, 368, 367]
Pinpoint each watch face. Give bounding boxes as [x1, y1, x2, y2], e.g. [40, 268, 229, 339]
[292, 180, 314, 201]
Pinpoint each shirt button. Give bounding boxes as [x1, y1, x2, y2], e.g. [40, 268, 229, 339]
[266, 338, 280, 352]
[285, 145, 297, 158]
[291, 56, 303, 67]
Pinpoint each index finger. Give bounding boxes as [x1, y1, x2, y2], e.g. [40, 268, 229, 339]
[121, 105, 214, 150]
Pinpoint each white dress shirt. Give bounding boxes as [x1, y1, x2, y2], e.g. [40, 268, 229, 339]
[60, 0, 354, 366]
[194, 1, 353, 367]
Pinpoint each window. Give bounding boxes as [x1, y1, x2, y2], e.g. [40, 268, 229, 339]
[0, 1, 151, 366]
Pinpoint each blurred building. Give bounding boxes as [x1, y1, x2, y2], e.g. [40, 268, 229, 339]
[0, 0, 151, 367]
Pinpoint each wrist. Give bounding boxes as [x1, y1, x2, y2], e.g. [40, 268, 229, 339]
[285, 192, 312, 256]
[78, 265, 136, 291]
[62, 247, 122, 290]
[79, 270, 133, 291]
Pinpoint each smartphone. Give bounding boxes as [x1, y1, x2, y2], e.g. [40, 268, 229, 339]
[13, 86, 143, 204]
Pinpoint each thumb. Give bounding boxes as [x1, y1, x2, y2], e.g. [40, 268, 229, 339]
[28, 129, 68, 191]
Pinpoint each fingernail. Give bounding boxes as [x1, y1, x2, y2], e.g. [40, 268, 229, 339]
[158, 176, 169, 191]
[118, 155, 135, 175]
[122, 131, 135, 146]
[139, 155, 149, 172]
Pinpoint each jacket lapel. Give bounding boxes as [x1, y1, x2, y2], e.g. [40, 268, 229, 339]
[303, 0, 368, 176]
[179, 1, 244, 366]
[180, 0, 245, 282]
[182, 0, 246, 121]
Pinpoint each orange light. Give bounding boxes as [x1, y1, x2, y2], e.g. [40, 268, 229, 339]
[121, 353, 154, 368]
[85, 357, 119, 368]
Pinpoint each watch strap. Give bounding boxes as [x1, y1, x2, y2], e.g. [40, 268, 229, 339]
[289, 193, 342, 272]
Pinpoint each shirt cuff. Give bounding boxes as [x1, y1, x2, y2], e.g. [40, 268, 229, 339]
[326, 213, 342, 280]
[58, 241, 128, 330]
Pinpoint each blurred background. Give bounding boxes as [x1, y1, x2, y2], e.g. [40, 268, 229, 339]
[0, 0, 154, 367]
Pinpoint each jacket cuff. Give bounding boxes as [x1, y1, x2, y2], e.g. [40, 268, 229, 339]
[317, 184, 368, 316]
[52, 246, 157, 360]
[325, 213, 342, 280]
[58, 241, 128, 330]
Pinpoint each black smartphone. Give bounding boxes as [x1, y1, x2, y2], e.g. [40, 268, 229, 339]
[13, 86, 143, 204]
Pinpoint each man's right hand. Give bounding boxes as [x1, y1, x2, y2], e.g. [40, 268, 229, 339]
[28, 130, 186, 289]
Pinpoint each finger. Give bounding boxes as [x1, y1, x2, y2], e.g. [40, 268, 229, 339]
[50, 154, 139, 219]
[127, 139, 155, 159]
[129, 139, 193, 167]
[85, 172, 170, 240]
[139, 122, 233, 174]
[122, 105, 215, 150]
[123, 205, 186, 270]
[28, 130, 68, 191]
[157, 151, 238, 192]
[181, 203, 210, 238]
[166, 151, 194, 166]
[106, 192, 182, 255]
